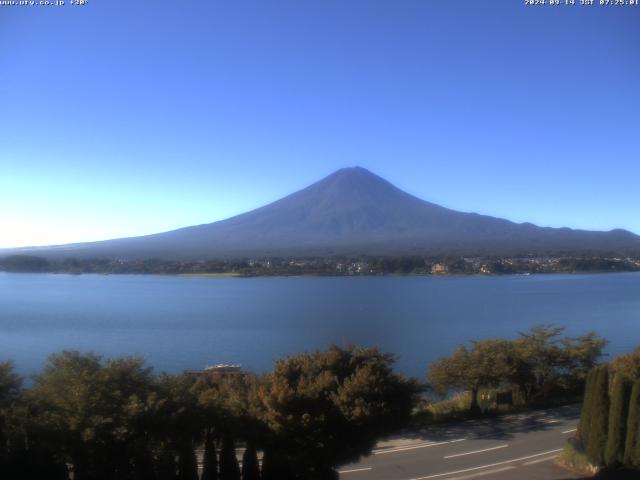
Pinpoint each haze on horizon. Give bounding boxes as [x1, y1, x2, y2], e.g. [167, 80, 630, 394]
[1, 1, 639, 249]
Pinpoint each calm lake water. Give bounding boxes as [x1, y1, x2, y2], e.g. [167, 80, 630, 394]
[1, 272, 639, 378]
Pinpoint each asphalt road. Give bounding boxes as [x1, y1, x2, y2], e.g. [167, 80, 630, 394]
[339, 405, 584, 480]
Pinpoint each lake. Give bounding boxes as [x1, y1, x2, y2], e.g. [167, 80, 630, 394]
[1, 272, 639, 378]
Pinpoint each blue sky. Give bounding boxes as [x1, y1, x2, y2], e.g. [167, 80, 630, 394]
[1, 1, 639, 248]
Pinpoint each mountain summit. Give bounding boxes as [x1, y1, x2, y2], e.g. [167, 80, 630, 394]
[6, 167, 640, 259]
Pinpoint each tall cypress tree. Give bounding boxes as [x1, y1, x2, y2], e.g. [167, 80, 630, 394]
[261, 448, 294, 480]
[623, 380, 640, 468]
[201, 432, 218, 480]
[605, 374, 632, 466]
[586, 366, 610, 466]
[260, 448, 275, 480]
[155, 446, 178, 480]
[578, 368, 597, 448]
[241, 443, 260, 480]
[634, 424, 640, 471]
[177, 443, 198, 480]
[133, 446, 155, 480]
[219, 435, 240, 480]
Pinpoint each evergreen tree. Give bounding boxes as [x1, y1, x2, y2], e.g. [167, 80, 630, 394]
[219, 435, 240, 480]
[177, 443, 198, 480]
[605, 373, 631, 466]
[260, 448, 293, 480]
[155, 447, 178, 480]
[241, 443, 260, 480]
[623, 380, 640, 468]
[317, 467, 339, 480]
[133, 447, 155, 480]
[578, 368, 597, 447]
[201, 432, 218, 480]
[586, 366, 610, 466]
[635, 426, 640, 472]
[259, 448, 275, 480]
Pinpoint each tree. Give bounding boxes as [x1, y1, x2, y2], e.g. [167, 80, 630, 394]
[0, 362, 22, 478]
[155, 445, 178, 480]
[201, 431, 218, 480]
[28, 351, 104, 479]
[623, 380, 640, 468]
[196, 373, 268, 480]
[428, 340, 515, 415]
[605, 373, 632, 466]
[612, 348, 640, 382]
[504, 326, 606, 405]
[27, 351, 156, 480]
[260, 448, 293, 480]
[196, 373, 267, 447]
[219, 435, 240, 480]
[577, 368, 597, 447]
[241, 443, 260, 480]
[512, 325, 566, 403]
[259, 345, 419, 478]
[0, 362, 21, 405]
[561, 332, 608, 386]
[152, 374, 203, 480]
[177, 444, 198, 480]
[586, 366, 609, 466]
[0, 255, 49, 273]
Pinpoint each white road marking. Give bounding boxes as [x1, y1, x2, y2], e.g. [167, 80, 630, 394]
[444, 444, 509, 459]
[374, 439, 466, 455]
[338, 467, 373, 474]
[410, 448, 564, 480]
[562, 428, 577, 434]
[522, 455, 559, 466]
[373, 442, 436, 454]
[447, 466, 516, 480]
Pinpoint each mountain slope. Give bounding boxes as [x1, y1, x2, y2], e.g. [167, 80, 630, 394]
[4, 167, 640, 259]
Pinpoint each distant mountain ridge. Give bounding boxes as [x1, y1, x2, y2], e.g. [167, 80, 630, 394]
[4, 167, 640, 259]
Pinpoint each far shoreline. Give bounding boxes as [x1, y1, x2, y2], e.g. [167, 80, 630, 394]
[2, 270, 640, 279]
[2, 253, 639, 278]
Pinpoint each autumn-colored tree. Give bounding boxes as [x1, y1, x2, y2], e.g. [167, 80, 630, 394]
[259, 345, 419, 479]
[612, 348, 640, 382]
[428, 340, 516, 415]
[512, 326, 606, 404]
[28, 352, 155, 479]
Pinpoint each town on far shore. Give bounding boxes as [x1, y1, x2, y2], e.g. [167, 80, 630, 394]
[1, 253, 639, 276]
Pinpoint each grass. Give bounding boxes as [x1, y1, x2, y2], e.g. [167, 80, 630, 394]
[411, 392, 475, 425]
[426, 392, 472, 420]
[556, 442, 598, 476]
[411, 389, 583, 427]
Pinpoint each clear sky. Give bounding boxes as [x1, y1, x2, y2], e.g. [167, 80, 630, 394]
[1, 0, 639, 248]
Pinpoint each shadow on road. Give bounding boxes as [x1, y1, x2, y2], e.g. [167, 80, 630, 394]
[377, 404, 581, 450]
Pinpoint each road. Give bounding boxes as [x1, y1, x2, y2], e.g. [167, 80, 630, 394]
[339, 405, 584, 480]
